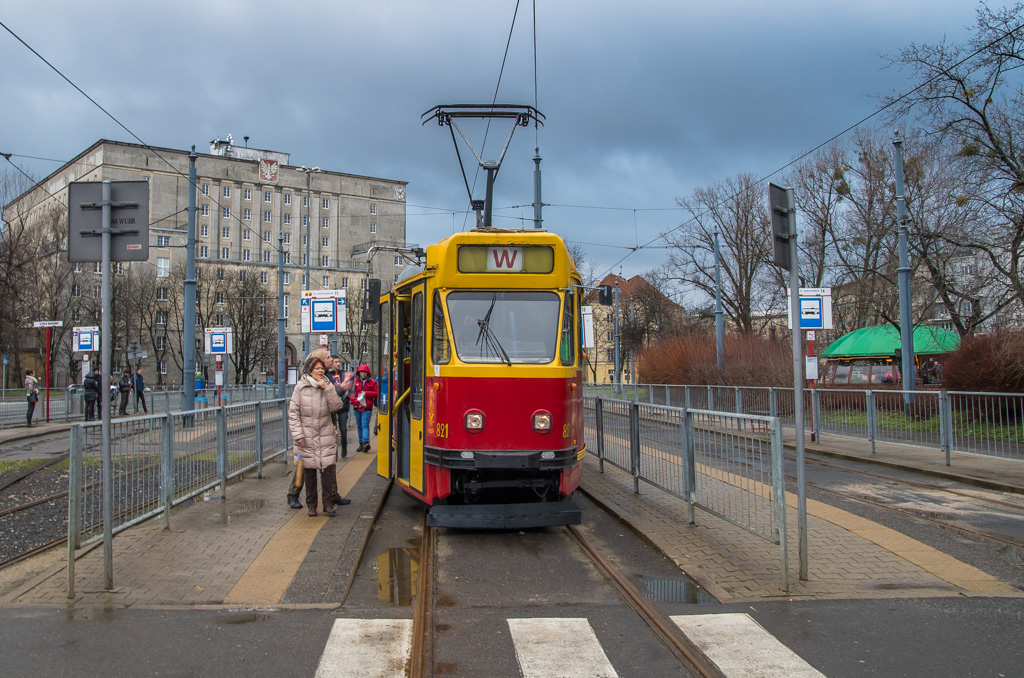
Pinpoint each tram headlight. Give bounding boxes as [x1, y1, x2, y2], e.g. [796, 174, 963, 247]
[532, 411, 552, 432]
[465, 411, 484, 431]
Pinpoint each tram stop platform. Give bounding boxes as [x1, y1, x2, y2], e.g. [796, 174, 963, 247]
[1, 429, 1023, 608]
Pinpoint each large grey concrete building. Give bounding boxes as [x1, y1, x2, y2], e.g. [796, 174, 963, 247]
[3, 137, 407, 387]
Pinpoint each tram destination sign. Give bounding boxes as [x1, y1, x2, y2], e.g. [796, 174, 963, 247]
[68, 181, 150, 263]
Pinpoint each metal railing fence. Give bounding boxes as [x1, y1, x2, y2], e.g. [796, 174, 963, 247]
[584, 383, 1024, 465]
[66, 398, 290, 597]
[586, 396, 790, 591]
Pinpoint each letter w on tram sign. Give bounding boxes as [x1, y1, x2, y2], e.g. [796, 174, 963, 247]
[487, 247, 522, 271]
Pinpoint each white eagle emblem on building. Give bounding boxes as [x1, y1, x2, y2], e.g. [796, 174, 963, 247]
[259, 159, 280, 183]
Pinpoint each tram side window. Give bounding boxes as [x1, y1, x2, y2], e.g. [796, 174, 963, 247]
[411, 291, 423, 419]
[560, 292, 575, 366]
[431, 291, 451, 365]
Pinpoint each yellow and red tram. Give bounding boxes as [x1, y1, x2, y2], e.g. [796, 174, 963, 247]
[370, 228, 586, 528]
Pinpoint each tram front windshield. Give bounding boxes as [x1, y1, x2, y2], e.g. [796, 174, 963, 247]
[446, 291, 560, 364]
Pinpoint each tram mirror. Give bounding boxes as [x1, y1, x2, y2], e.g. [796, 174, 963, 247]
[363, 279, 382, 324]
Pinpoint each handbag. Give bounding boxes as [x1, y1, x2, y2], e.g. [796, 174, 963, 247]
[27, 392, 38, 403]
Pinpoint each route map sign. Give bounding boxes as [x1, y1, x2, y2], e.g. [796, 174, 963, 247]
[300, 290, 347, 333]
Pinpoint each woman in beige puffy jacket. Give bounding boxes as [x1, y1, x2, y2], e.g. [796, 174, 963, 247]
[288, 356, 346, 516]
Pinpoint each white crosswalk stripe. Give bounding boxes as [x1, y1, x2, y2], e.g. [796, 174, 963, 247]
[671, 613, 826, 677]
[508, 618, 618, 678]
[314, 618, 413, 678]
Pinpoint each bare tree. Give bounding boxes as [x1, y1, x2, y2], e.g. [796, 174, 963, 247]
[666, 173, 773, 333]
[226, 267, 276, 384]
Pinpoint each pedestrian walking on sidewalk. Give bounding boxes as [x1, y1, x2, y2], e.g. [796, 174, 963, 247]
[24, 369, 38, 427]
[133, 368, 148, 414]
[83, 367, 101, 421]
[118, 370, 132, 416]
[350, 364, 378, 453]
[287, 349, 328, 509]
[287, 355, 350, 516]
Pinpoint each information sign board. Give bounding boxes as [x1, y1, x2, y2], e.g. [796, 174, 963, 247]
[300, 290, 347, 333]
[68, 181, 150, 262]
[204, 327, 234, 355]
[73, 326, 101, 353]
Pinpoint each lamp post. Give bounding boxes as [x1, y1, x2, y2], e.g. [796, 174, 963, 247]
[295, 166, 321, 355]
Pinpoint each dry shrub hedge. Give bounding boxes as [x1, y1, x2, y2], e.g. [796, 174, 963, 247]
[637, 333, 793, 386]
[944, 331, 1024, 393]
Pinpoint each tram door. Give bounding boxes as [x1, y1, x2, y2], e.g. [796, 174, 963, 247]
[376, 296, 392, 479]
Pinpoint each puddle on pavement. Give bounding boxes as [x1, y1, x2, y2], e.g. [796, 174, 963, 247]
[207, 499, 266, 522]
[639, 577, 717, 605]
[375, 547, 420, 606]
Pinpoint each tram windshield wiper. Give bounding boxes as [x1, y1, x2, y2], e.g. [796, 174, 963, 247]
[475, 295, 512, 366]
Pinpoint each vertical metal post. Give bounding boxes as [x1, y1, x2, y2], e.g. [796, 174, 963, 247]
[784, 186, 808, 582]
[771, 418, 789, 592]
[533, 150, 543, 229]
[183, 147, 197, 414]
[769, 387, 777, 418]
[812, 389, 822, 444]
[161, 412, 173, 530]
[255, 401, 264, 478]
[681, 408, 696, 525]
[940, 391, 953, 466]
[45, 326, 51, 421]
[66, 424, 83, 600]
[684, 385, 691, 411]
[595, 397, 605, 474]
[278, 234, 286, 400]
[613, 284, 621, 395]
[713, 224, 725, 382]
[100, 180, 114, 591]
[735, 386, 742, 414]
[866, 390, 877, 455]
[893, 132, 916, 408]
[216, 406, 227, 499]
[630, 403, 640, 493]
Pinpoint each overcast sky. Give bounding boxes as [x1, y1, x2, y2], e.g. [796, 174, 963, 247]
[1, 0, 985, 302]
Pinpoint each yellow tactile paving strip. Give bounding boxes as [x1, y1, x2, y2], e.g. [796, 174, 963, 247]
[223, 452, 376, 605]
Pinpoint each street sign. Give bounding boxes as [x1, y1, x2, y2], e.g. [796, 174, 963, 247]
[301, 289, 347, 333]
[2, 355, 7, 366]
[68, 181, 150, 262]
[33, 320, 64, 328]
[319, 333, 329, 347]
[204, 327, 234, 354]
[73, 326, 101, 353]
[787, 288, 833, 330]
[581, 306, 595, 349]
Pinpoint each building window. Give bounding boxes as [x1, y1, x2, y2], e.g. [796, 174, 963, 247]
[200, 224, 209, 237]
[370, 204, 376, 215]
[200, 245, 209, 258]
[370, 222, 376, 234]
[156, 311, 167, 325]
[263, 250, 271, 263]
[284, 253, 291, 264]
[94, 262, 102, 274]
[606, 349, 614, 361]
[302, 215, 309, 227]
[221, 247, 230, 259]
[283, 233, 291, 244]
[72, 309, 80, 322]
[156, 235, 170, 247]
[156, 336, 166, 350]
[302, 254, 309, 266]
[71, 284, 81, 297]
[243, 228, 251, 241]
[223, 186, 231, 198]
[606, 312, 613, 322]
[264, 191, 272, 203]
[284, 213, 291, 225]
[196, 267, 203, 280]
[322, 236, 330, 248]
[222, 227, 231, 239]
[73, 263, 82, 273]
[263, 210, 272, 223]
[201, 204, 210, 217]
[222, 207, 230, 218]
[303, 195, 309, 208]
[302, 273, 308, 287]
[321, 197, 329, 209]
[201, 183, 209, 195]
[341, 277, 348, 289]
[302, 234, 308, 247]
[283, 272, 291, 284]
[283, 294, 289, 321]
[243, 249, 251, 261]
[261, 271, 269, 284]
[157, 257, 170, 277]
[158, 359, 167, 375]
[244, 188, 252, 201]
[322, 275, 330, 287]
[395, 274, 400, 283]
[321, 217, 329, 229]
[215, 313, 225, 325]
[156, 287, 169, 301]
[284, 194, 292, 206]
[216, 267, 225, 281]
[606, 331, 613, 341]
[243, 208, 252, 221]
[395, 256, 402, 266]
[216, 291, 225, 304]
[264, 230, 271, 242]
[91, 284, 101, 299]
[321, 255, 329, 267]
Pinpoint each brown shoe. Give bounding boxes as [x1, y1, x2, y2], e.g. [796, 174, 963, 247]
[323, 506, 337, 517]
[307, 508, 318, 517]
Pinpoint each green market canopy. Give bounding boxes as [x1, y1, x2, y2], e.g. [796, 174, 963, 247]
[820, 325, 960, 359]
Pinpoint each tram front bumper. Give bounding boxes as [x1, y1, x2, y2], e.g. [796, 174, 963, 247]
[426, 499, 582, 529]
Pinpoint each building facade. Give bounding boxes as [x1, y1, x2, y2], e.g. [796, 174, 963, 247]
[3, 138, 407, 387]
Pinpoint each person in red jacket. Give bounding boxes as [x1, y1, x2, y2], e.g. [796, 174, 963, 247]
[349, 363, 378, 452]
